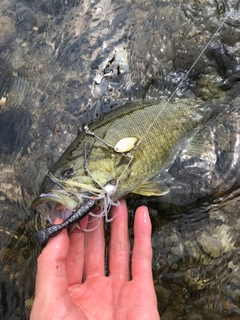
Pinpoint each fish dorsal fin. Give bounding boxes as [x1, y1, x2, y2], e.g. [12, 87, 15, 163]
[132, 177, 170, 196]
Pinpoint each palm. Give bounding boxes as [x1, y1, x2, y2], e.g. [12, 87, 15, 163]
[31, 200, 160, 320]
[66, 277, 158, 320]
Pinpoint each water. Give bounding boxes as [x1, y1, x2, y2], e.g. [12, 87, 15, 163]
[1, 0, 240, 318]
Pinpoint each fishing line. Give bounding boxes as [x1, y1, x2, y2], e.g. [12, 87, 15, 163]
[117, 1, 239, 183]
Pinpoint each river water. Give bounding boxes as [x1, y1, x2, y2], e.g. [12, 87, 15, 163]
[1, 0, 240, 319]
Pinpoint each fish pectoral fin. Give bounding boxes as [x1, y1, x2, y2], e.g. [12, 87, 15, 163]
[131, 178, 170, 196]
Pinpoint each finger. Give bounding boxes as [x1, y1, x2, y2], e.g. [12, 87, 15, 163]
[66, 215, 89, 285]
[84, 213, 105, 279]
[109, 199, 130, 280]
[34, 218, 70, 301]
[131, 206, 153, 283]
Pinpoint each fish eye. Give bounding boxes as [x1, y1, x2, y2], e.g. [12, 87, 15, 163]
[104, 179, 118, 195]
[61, 167, 75, 179]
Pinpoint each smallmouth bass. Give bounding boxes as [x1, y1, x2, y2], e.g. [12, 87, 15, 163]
[32, 98, 211, 245]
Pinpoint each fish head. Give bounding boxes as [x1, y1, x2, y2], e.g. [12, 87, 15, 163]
[32, 142, 130, 224]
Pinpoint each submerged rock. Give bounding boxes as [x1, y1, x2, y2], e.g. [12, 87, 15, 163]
[1, 0, 240, 319]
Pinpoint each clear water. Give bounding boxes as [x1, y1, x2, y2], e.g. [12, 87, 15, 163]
[1, 0, 240, 319]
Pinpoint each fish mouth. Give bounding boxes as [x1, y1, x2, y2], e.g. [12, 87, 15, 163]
[32, 190, 80, 224]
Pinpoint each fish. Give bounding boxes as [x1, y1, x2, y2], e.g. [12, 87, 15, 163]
[32, 96, 213, 245]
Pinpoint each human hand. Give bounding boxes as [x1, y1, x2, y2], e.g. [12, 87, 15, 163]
[30, 199, 160, 320]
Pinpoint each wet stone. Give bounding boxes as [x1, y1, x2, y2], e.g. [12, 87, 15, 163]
[197, 224, 235, 259]
[10, 46, 25, 70]
[0, 107, 31, 156]
[2, 0, 240, 319]
[16, 3, 37, 31]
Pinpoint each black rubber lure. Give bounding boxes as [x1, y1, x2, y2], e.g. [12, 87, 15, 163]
[34, 199, 97, 246]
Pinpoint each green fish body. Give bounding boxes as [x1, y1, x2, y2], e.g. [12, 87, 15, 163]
[32, 97, 211, 243]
